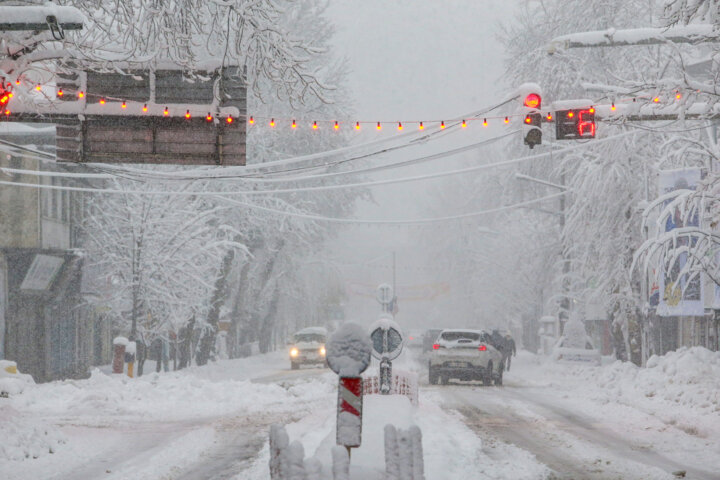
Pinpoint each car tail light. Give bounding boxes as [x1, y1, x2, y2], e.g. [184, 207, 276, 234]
[433, 344, 440, 350]
[478, 345, 487, 351]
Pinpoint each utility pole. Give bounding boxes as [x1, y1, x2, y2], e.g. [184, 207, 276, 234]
[515, 173, 570, 333]
[392, 252, 396, 295]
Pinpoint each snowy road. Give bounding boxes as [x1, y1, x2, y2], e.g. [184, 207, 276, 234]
[426, 351, 720, 480]
[2, 353, 335, 480]
[5, 348, 720, 479]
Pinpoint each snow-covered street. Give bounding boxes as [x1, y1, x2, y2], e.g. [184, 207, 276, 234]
[430, 349, 720, 479]
[3, 346, 719, 479]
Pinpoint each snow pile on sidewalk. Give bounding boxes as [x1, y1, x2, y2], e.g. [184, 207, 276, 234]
[0, 406, 66, 461]
[7, 367, 334, 423]
[570, 347, 720, 416]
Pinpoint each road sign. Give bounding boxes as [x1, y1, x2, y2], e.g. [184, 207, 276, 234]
[326, 322, 372, 376]
[376, 283, 394, 305]
[336, 376, 363, 447]
[368, 316, 404, 361]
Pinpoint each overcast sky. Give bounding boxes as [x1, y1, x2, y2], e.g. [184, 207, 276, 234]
[322, 2, 519, 327]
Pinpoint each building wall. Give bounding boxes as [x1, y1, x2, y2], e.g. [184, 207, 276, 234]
[0, 156, 41, 248]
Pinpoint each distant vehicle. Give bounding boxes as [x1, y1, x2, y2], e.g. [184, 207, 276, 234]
[405, 330, 424, 350]
[288, 326, 328, 370]
[428, 329, 504, 386]
[552, 319, 601, 366]
[422, 328, 443, 352]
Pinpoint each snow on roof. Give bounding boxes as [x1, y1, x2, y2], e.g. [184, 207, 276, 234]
[439, 328, 488, 334]
[551, 99, 594, 110]
[295, 326, 328, 336]
[0, 5, 85, 28]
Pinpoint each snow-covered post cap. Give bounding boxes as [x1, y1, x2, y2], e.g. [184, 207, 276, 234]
[113, 336, 129, 346]
[326, 322, 372, 376]
[125, 341, 137, 355]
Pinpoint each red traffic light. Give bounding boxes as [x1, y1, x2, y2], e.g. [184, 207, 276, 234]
[524, 93, 541, 109]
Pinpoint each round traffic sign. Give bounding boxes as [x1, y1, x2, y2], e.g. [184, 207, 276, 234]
[376, 283, 394, 305]
[326, 322, 372, 376]
[368, 316, 404, 360]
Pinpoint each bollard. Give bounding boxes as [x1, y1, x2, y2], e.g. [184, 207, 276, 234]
[125, 341, 137, 378]
[112, 337, 128, 374]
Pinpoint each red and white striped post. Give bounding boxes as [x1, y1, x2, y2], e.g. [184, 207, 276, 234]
[337, 375, 363, 449]
[326, 322, 372, 460]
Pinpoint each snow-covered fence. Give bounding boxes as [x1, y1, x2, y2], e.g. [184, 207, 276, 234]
[363, 369, 419, 406]
[269, 424, 350, 480]
[384, 424, 424, 480]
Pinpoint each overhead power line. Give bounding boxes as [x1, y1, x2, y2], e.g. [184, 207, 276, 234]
[214, 191, 569, 226]
[0, 129, 637, 197]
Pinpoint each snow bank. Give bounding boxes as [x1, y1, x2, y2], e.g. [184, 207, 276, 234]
[596, 347, 720, 416]
[0, 406, 66, 461]
[6, 365, 335, 425]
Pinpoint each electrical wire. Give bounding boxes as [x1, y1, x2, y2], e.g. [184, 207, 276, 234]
[212, 191, 569, 226]
[84, 128, 518, 185]
[0, 129, 637, 197]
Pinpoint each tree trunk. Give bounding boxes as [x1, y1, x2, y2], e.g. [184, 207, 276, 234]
[196, 250, 235, 366]
[611, 318, 628, 362]
[228, 262, 251, 359]
[259, 289, 280, 353]
[178, 315, 195, 370]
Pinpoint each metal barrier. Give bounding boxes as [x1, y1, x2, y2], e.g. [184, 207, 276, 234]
[363, 369, 418, 406]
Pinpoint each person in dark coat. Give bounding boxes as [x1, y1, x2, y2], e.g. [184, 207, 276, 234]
[504, 334, 517, 371]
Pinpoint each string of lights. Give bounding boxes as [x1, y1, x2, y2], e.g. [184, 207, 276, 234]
[0, 76, 696, 130]
[74, 97, 523, 181]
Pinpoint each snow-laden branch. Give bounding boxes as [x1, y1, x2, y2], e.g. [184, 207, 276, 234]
[548, 24, 719, 54]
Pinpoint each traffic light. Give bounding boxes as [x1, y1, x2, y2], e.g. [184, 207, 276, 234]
[522, 93, 542, 149]
[555, 107, 596, 140]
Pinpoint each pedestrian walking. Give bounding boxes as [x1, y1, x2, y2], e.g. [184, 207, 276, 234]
[504, 334, 517, 371]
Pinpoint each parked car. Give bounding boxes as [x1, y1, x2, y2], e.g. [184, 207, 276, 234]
[552, 319, 601, 366]
[288, 327, 328, 370]
[422, 328, 443, 352]
[428, 329, 504, 386]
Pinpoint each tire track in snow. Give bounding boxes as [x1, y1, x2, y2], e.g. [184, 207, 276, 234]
[440, 383, 716, 480]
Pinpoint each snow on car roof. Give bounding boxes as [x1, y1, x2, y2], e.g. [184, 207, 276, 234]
[295, 326, 328, 336]
[440, 328, 488, 334]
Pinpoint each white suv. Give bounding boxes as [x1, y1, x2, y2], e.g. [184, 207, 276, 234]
[288, 327, 328, 370]
[428, 329, 504, 385]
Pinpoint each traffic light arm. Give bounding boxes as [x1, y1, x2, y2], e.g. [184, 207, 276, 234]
[594, 101, 720, 122]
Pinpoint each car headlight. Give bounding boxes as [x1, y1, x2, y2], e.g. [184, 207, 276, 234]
[319, 346, 326, 356]
[290, 348, 299, 357]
